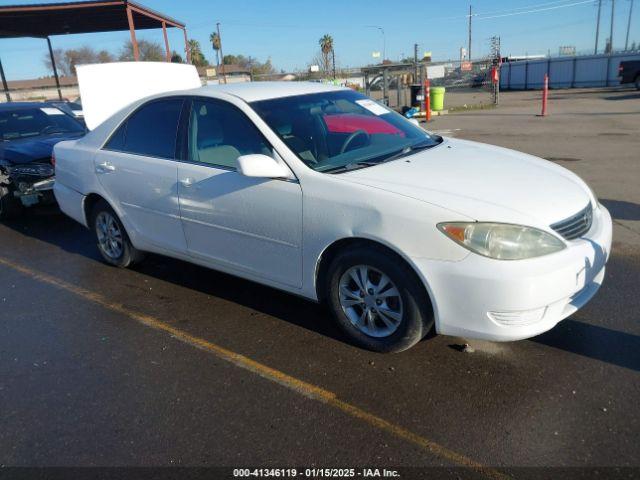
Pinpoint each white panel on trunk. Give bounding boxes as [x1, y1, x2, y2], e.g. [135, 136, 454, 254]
[76, 62, 201, 130]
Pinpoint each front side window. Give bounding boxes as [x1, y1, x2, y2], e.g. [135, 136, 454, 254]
[187, 99, 271, 169]
[251, 90, 441, 173]
[105, 98, 183, 159]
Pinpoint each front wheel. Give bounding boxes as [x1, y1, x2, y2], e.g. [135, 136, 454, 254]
[90, 200, 144, 268]
[325, 246, 434, 353]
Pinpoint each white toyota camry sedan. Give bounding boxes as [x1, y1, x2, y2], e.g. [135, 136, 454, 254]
[54, 80, 612, 353]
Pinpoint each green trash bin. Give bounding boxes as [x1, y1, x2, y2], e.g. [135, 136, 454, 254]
[430, 86, 446, 111]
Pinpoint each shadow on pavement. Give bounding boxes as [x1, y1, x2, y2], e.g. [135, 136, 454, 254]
[600, 199, 640, 221]
[532, 318, 640, 372]
[604, 92, 640, 101]
[1, 207, 349, 345]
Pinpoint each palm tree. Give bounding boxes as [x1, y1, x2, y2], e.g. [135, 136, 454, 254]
[188, 39, 208, 67]
[319, 34, 334, 75]
[209, 32, 221, 66]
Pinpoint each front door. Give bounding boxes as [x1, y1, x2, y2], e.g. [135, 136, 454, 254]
[177, 98, 303, 288]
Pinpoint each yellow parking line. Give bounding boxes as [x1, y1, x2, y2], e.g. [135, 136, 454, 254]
[0, 255, 510, 480]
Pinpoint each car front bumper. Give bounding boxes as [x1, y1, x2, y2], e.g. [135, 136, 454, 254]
[412, 204, 612, 341]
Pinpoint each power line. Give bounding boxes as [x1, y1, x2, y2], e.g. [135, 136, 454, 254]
[475, 0, 593, 20]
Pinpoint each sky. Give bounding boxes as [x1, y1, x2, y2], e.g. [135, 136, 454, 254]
[0, 0, 638, 80]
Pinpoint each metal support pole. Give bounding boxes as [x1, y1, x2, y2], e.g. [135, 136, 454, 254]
[609, 0, 615, 53]
[571, 57, 577, 88]
[468, 5, 472, 61]
[382, 68, 388, 106]
[162, 21, 171, 62]
[424, 78, 431, 122]
[216, 23, 226, 84]
[524, 62, 529, 90]
[626, 0, 634, 50]
[126, 6, 139, 61]
[396, 75, 401, 109]
[419, 64, 425, 110]
[595, 0, 602, 54]
[46, 37, 63, 100]
[183, 28, 191, 64]
[0, 56, 10, 102]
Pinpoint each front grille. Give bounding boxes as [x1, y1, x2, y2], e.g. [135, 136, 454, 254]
[551, 204, 593, 240]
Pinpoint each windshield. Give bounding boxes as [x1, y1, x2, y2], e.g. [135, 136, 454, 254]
[0, 107, 84, 141]
[251, 90, 441, 173]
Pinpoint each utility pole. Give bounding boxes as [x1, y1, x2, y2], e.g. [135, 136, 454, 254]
[332, 48, 336, 80]
[609, 0, 616, 53]
[595, 0, 602, 54]
[216, 22, 227, 84]
[468, 5, 473, 61]
[626, 0, 635, 50]
[414, 43, 419, 80]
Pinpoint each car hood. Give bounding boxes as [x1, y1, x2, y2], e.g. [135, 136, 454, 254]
[0, 132, 83, 165]
[341, 137, 593, 227]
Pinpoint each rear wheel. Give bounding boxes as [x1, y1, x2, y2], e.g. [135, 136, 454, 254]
[325, 245, 434, 353]
[90, 200, 143, 268]
[0, 185, 23, 220]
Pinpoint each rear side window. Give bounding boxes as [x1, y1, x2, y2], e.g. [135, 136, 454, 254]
[105, 98, 183, 159]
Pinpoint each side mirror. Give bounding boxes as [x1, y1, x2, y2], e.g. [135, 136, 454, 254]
[236, 154, 291, 179]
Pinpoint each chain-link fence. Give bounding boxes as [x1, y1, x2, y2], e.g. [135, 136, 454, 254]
[363, 58, 498, 114]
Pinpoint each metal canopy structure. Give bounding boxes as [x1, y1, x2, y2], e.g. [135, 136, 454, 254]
[0, 0, 191, 102]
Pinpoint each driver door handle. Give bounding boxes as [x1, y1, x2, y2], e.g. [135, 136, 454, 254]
[96, 161, 115, 173]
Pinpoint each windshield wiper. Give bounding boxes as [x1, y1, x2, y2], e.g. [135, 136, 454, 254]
[381, 141, 438, 163]
[322, 161, 380, 174]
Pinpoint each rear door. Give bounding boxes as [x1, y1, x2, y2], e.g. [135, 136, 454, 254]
[94, 97, 187, 253]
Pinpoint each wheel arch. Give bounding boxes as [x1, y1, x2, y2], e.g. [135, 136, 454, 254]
[314, 236, 437, 321]
[82, 192, 108, 227]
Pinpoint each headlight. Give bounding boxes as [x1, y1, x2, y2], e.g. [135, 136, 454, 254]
[7, 164, 54, 177]
[438, 222, 566, 260]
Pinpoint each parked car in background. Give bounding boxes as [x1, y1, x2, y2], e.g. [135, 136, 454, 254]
[618, 60, 640, 89]
[53, 81, 612, 353]
[0, 102, 85, 219]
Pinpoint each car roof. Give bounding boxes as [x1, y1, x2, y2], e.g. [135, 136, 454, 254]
[194, 81, 349, 102]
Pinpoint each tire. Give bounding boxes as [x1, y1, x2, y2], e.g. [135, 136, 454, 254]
[90, 200, 144, 268]
[325, 245, 434, 353]
[0, 185, 23, 220]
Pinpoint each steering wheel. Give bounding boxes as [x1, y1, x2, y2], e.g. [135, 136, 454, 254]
[340, 129, 370, 154]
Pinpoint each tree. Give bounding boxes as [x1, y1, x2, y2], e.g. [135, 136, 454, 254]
[319, 34, 334, 75]
[222, 54, 275, 76]
[43, 45, 114, 76]
[171, 51, 184, 63]
[44, 48, 69, 76]
[188, 39, 209, 67]
[209, 32, 221, 65]
[119, 39, 165, 61]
